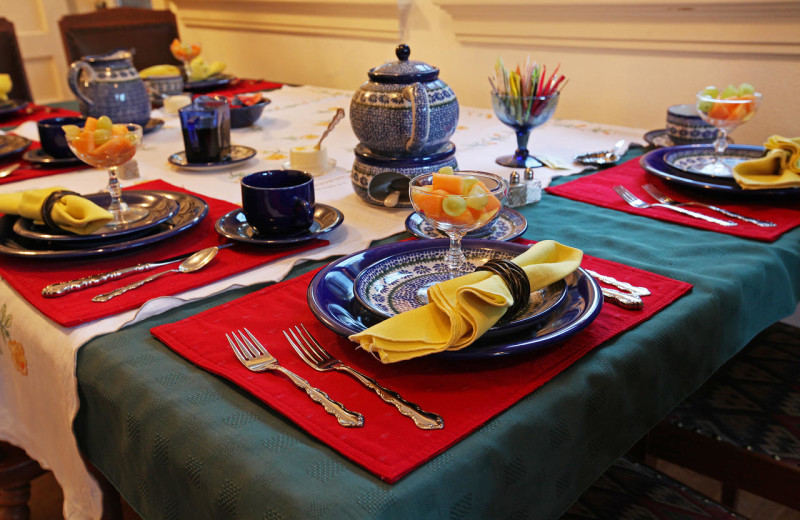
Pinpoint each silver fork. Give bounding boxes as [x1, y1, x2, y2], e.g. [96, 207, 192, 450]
[227, 328, 364, 428]
[284, 324, 444, 430]
[613, 185, 737, 227]
[642, 184, 776, 228]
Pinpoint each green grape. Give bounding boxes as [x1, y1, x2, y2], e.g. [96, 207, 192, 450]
[738, 83, 755, 96]
[62, 125, 80, 137]
[461, 176, 479, 194]
[465, 183, 489, 210]
[93, 129, 111, 146]
[442, 195, 467, 216]
[701, 86, 719, 98]
[96, 115, 113, 130]
[697, 101, 713, 114]
[437, 166, 454, 175]
[720, 84, 738, 99]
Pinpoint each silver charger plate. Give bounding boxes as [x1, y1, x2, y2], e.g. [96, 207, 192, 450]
[0, 190, 208, 258]
[168, 145, 257, 171]
[352, 244, 568, 339]
[13, 191, 180, 243]
[215, 203, 344, 245]
[22, 148, 83, 167]
[663, 145, 766, 178]
[405, 207, 527, 241]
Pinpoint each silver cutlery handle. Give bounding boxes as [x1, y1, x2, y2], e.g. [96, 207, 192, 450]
[601, 288, 643, 309]
[340, 366, 444, 430]
[91, 269, 174, 302]
[42, 262, 155, 297]
[655, 203, 737, 227]
[586, 270, 650, 297]
[700, 204, 777, 227]
[276, 366, 364, 428]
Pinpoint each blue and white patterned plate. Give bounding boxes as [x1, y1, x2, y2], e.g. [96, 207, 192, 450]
[308, 239, 602, 359]
[663, 145, 766, 178]
[405, 207, 527, 241]
[353, 246, 567, 339]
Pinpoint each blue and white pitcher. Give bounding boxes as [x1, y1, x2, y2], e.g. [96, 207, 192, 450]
[67, 49, 150, 126]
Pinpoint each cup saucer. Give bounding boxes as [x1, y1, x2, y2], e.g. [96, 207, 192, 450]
[644, 128, 732, 149]
[22, 148, 83, 167]
[215, 204, 344, 245]
[168, 145, 257, 172]
[405, 207, 527, 242]
[143, 118, 165, 135]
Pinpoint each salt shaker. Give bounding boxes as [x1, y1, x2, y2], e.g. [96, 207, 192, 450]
[506, 171, 527, 207]
[523, 167, 542, 204]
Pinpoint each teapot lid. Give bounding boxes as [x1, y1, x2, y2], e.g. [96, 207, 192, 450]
[368, 44, 439, 84]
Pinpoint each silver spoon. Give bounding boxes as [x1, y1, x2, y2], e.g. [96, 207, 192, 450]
[0, 163, 21, 178]
[91, 246, 219, 302]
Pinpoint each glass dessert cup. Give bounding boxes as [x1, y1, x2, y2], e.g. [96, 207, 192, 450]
[66, 123, 145, 228]
[491, 92, 559, 168]
[695, 91, 761, 176]
[410, 171, 507, 282]
[170, 41, 202, 80]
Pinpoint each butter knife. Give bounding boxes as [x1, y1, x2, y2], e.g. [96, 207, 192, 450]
[41, 243, 234, 297]
[600, 287, 643, 310]
[586, 270, 650, 297]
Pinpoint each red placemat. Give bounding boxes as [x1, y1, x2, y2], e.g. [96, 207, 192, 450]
[0, 180, 328, 327]
[0, 141, 89, 186]
[0, 104, 81, 128]
[545, 159, 800, 242]
[198, 78, 283, 98]
[151, 240, 692, 482]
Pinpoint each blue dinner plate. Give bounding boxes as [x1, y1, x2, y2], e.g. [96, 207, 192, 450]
[0, 134, 32, 161]
[641, 145, 800, 197]
[0, 100, 29, 119]
[307, 239, 603, 359]
[405, 206, 528, 241]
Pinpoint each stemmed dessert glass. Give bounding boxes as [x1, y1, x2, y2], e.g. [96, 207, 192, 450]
[491, 92, 559, 168]
[65, 124, 145, 228]
[695, 90, 762, 175]
[410, 171, 507, 279]
[170, 41, 202, 81]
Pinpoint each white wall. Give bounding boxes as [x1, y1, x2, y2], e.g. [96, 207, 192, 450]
[169, 0, 800, 145]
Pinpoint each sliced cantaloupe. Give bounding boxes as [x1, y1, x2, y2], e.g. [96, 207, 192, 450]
[432, 173, 463, 195]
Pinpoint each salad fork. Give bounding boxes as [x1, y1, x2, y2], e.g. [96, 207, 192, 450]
[284, 324, 444, 430]
[227, 328, 363, 427]
[641, 183, 776, 227]
[613, 185, 737, 227]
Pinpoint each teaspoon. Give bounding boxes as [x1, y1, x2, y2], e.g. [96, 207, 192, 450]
[91, 246, 219, 302]
[0, 163, 21, 178]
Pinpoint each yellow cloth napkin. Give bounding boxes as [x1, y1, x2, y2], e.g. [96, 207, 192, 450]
[0, 187, 112, 235]
[732, 135, 800, 190]
[350, 240, 583, 363]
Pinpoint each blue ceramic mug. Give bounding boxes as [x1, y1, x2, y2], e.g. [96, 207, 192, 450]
[241, 170, 315, 235]
[37, 116, 86, 158]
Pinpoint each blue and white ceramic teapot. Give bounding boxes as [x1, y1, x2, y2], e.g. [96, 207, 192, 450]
[67, 49, 151, 126]
[350, 44, 459, 156]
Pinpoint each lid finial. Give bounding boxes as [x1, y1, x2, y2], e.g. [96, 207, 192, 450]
[395, 44, 411, 61]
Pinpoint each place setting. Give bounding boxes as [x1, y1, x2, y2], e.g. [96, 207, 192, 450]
[149, 165, 694, 483]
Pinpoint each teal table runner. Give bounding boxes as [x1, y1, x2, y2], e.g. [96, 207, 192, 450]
[74, 172, 800, 520]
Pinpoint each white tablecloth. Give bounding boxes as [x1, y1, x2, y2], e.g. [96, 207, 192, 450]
[0, 85, 646, 519]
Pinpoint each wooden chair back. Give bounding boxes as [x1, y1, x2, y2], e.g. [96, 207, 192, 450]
[58, 8, 181, 71]
[0, 18, 33, 102]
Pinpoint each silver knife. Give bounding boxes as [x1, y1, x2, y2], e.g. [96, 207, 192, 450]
[586, 270, 650, 297]
[600, 287, 643, 310]
[41, 243, 234, 297]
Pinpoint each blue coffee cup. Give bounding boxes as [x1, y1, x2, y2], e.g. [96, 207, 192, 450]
[37, 116, 86, 158]
[241, 170, 315, 235]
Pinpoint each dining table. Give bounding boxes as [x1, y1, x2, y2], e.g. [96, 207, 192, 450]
[0, 83, 798, 520]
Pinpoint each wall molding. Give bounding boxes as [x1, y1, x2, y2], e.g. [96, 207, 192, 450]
[431, 0, 800, 56]
[172, 0, 408, 41]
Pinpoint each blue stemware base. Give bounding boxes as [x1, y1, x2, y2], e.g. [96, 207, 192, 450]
[495, 154, 544, 169]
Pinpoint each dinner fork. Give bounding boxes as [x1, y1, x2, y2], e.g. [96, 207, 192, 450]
[284, 324, 444, 430]
[613, 185, 737, 227]
[641, 183, 776, 227]
[227, 328, 364, 428]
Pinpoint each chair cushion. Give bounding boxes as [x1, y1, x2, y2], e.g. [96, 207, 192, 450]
[664, 322, 800, 465]
[562, 457, 745, 519]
